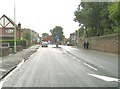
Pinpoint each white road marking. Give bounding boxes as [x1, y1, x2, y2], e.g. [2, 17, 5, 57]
[76, 58, 81, 62]
[73, 57, 76, 59]
[68, 54, 72, 57]
[84, 63, 98, 71]
[63, 50, 67, 54]
[67, 53, 81, 62]
[88, 73, 120, 82]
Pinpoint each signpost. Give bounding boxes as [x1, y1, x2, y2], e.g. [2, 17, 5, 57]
[55, 35, 59, 47]
[55, 35, 59, 41]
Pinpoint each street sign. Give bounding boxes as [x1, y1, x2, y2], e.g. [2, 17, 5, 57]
[55, 35, 59, 40]
[54, 34, 60, 42]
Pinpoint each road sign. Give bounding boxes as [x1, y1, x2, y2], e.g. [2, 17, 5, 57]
[55, 35, 59, 39]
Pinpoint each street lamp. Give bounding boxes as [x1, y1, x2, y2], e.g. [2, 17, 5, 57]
[14, 1, 17, 53]
[14, 24, 16, 53]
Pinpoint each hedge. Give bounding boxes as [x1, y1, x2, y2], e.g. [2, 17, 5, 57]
[0, 39, 27, 47]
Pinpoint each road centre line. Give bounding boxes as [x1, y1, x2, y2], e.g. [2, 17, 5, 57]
[65, 51, 81, 62]
[68, 54, 72, 57]
[63, 50, 67, 54]
[73, 57, 81, 62]
[73, 57, 76, 59]
[84, 63, 98, 71]
[88, 73, 120, 82]
[75, 58, 81, 62]
[66, 51, 97, 69]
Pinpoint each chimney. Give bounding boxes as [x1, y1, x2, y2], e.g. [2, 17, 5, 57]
[18, 22, 21, 30]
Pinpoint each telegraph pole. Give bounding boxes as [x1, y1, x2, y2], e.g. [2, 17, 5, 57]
[14, 0, 17, 53]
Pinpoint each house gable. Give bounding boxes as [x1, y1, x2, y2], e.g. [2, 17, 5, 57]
[0, 15, 22, 40]
[0, 15, 16, 28]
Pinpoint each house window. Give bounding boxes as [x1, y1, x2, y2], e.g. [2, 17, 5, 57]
[5, 29, 14, 34]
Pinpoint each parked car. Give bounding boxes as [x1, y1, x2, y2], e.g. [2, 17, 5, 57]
[41, 41, 48, 47]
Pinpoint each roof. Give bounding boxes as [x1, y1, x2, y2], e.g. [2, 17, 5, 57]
[0, 14, 18, 28]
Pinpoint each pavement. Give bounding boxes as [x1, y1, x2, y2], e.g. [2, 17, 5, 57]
[0, 45, 40, 80]
[1, 45, 118, 87]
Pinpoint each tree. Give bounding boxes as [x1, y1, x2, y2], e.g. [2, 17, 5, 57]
[108, 2, 120, 33]
[42, 33, 49, 38]
[74, 2, 118, 37]
[50, 26, 64, 41]
[50, 26, 64, 47]
[22, 28, 31, 40]
[78, 26, 84, 37]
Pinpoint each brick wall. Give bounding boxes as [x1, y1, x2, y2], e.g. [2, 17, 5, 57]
[77, 34, 119, 54]
[17, 45, 23, 51]
[0, 28, 22, 40]
[0, 47, 9, 57]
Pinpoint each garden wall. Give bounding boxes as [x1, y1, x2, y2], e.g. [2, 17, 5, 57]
[0, 47, 9, 57]
[77, 34, 119, 54]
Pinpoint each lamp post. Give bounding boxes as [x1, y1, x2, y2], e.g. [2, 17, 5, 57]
[14, 1, 16, 53]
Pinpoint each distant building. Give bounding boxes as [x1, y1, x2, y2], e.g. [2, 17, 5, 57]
[22, 28, 40, 45]
[31, 30, 40, 44]
[43, 35, 53, 44]
[62, 37, 67, 45]
[70, 32, 77, 46]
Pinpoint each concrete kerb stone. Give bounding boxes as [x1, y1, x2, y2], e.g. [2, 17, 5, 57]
[0, 66, 17, 81]
[24, 50, 37, 62]
[0, 45, 40, 81]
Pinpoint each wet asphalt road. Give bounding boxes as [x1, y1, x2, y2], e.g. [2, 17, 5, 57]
[1, 45, 119, 87]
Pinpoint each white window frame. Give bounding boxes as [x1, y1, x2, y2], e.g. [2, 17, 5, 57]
[5, 29, 14, 34]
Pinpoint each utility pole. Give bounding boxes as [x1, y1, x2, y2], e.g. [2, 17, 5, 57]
[14, 0, 17, 53]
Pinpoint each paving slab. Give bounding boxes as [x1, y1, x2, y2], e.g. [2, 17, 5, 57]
[0, 45, 40, 80]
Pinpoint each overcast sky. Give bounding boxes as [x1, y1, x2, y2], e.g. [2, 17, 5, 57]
[0, 0, 80, 38]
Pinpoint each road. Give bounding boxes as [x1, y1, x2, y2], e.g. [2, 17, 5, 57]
[1, 45, 119, 87]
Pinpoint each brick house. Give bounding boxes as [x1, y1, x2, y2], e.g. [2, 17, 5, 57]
[43, 35, 53, 44]
[32, 30, 39, 44]
[22, 28, 40, 46]
[0, 15, 22, 42]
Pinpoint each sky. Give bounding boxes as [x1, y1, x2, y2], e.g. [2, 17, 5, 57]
[0, 0, 80, 38]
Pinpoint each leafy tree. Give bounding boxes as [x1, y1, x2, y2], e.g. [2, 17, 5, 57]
[74, 2, 119, 37]
[78, 26, 85, 37]
[74, 2, 101, 36]
[42, 33, 49, 38]
[22, 28, 31, 40]
[108, 2, 119, 33]
[50, 26, 64, 41]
